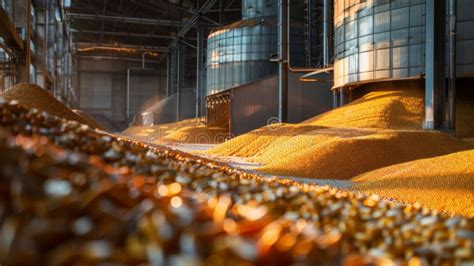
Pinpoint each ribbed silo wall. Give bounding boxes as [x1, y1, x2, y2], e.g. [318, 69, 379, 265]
[206, 0, 305, 96]
[333, 0, 474, 89]
[206, 18, 279, 96]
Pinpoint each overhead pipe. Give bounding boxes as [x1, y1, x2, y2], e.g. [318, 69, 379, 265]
[278, 0, 289, 123]
[447, 0, 457, 132]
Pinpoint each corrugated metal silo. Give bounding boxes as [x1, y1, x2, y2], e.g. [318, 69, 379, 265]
[333, 0, 474, 89]
[242, 0, 278, 19]
[206, 0, 305, 96]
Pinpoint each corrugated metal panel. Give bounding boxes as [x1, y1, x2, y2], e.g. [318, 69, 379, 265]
[287, 72, 333, 123]
[129, 71, 160, 118]
[333, 0, 474, 88]
[228, 73, 333, 136]
[79, 73, 112, 109]
[231, 75, 278, 136]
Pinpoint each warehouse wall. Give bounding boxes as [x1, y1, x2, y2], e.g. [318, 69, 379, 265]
[76, 58, 166, 131]
[230, 72, 333, 136]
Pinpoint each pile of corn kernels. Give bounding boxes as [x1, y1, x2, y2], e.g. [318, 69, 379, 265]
[0, 99, 473, 265]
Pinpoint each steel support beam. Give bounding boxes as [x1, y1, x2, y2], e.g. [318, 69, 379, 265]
[75, 42, 167, 52]
[196, 27, 204, 118]
[322, 0, 333, 67]
[126, 68, 131, 120]
[278, 0, 288, 123]
[70, 29, 176, 40]
[79, 55, 161, 64]
[340, 88, 345, 106]
[14, 0, 32, 83]
[333, 90, 339, 109]
[176, 42, 183, 122]
[447, 0, 457, 132]
[0, 7, 23, 51]
[219, 0, 224, 24]
[323, 0, 329, 67]
[160, 0, 217, 62]
[66, 13, 184, 27]
[166, 56, 170, 97]
[424, 0, 446, 130]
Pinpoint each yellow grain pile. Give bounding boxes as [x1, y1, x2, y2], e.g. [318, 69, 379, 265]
[207, 123, 319, 157]
[258, 130, 471, 180]
[352, 149, 474, 217]
[72, 109, 108, 131]
[123, 118, 229, 144]
[163, 125, 230, 144]
[207, 87, 474, 181]
[121, 118, 200, 142]
[1, 83, 106, 130]
[304, 88, 424, 129]
[208, 88, 425, 157]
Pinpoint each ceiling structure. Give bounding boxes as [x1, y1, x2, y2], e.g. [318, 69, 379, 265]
[65, 0, 242, 63]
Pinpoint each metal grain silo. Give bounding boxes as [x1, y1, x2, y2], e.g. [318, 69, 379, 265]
[333, 0, 474, 89]
[206, 0, 305, 96]
[242, 0, 278, 19]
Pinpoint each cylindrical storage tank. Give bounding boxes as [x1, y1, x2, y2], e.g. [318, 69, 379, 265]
[206, 18, 278, 96]
[333, 0, 474, 89]
[242, 0, 278, 19]
[206, 0, 305, 96]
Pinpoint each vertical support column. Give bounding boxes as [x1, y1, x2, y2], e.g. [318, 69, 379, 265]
[126, 68, 131, 120]
[35, 3, 46, 88]
[340, 87, 345, 106]
[15, 0, 32, 83]
[166, 56, 170, 97]
[278, 0, 288, 123]
[424, 0, 447, 130]
[447, 0, 457, 132]
[196, 27, 204, 118]
[176, 41, 182, 122]
[332, 90, 339, 109]
[323, 0, 329, 67]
